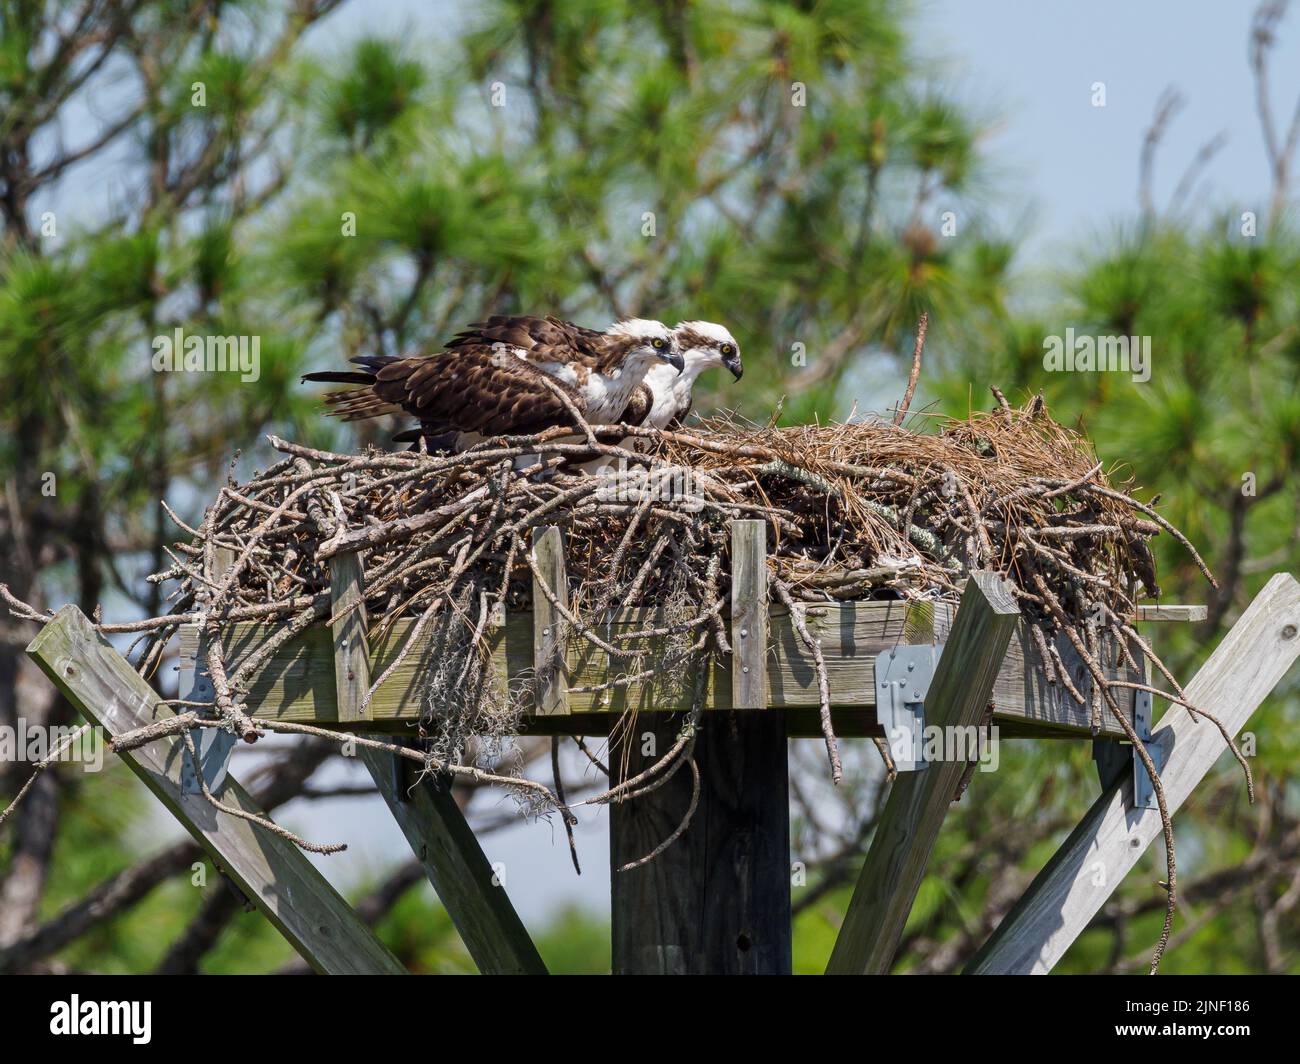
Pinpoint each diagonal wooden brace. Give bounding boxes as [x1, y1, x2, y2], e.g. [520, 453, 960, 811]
[26, 605, 407, 975]
[966, 572, 1300, 974]
[826, 571, 1021, 974]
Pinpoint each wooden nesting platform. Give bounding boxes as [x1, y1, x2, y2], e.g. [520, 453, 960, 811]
[26, 515, 1299, 979]
[175, 553, 1182, 742]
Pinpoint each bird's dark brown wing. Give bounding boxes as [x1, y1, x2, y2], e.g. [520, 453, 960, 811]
[618, 383, 653, 426]
[356, 345, 583, 435]
[446, 315, 605, 364]
[666, 393, 694, 429]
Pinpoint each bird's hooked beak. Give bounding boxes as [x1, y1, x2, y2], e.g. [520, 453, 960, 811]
[724, 351, 743, 381]
[658, 343, 685, 374]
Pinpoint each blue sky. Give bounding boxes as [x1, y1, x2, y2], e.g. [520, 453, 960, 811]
[913, 1, 1296, 262]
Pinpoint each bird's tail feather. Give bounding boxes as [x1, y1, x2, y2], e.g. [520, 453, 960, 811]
[301, 355, 404, 421]
[300, 370, 374, 386]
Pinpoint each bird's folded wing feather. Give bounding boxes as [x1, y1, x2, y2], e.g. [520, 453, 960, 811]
[618, 383, 653, 426]
[371, 344, 585, 435]
[446, 315, 605, 364]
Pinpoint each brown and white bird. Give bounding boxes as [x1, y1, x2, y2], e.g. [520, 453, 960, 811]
[618, 320, 742, 429]
[302, 315, 683, 444]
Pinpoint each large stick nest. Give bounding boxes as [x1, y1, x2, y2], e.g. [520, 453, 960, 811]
[119, 395, 1224, 760]
[145, 396, 1206, 640]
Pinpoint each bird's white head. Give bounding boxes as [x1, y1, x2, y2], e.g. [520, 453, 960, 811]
[673, 321, 743, 381]
[608, 318, 683, 374]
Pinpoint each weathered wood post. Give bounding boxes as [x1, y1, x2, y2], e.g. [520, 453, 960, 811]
[610, 518, 791, 974]
[531, 525, 570, 717]
[328, 550, 372, 726]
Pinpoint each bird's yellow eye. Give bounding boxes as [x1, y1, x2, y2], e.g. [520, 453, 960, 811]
[652, 338, 665, 349]
[721, 344, 734, 356]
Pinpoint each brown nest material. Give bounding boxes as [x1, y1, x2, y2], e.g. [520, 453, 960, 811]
[653, 403, 1212, 609]
[0, 390, 1251, 975]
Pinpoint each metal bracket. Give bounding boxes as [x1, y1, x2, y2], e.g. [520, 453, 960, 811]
[875, 643, 944, 772]
[1091, 737, 1129, 791]
[1090, 687, 1167, 809]
[179, 651, 236, 796]
[1131, 687, 1168, 810]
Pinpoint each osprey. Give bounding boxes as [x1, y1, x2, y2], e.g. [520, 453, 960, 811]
[618, 320, 743, 429]
[302, 316, 683, 441]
